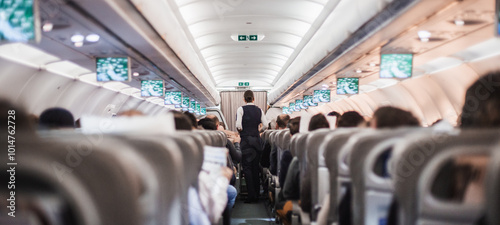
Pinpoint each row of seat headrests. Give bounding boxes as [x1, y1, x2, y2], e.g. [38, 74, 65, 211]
[263, 127, 500, 225]
[0, 130, 227, 225]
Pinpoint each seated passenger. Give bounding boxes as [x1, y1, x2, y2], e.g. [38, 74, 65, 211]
[309, 113, 330, 131]
[337, 111, 365, 128]
[174, 112, 233, 225]
[270, 114, 291, 177]
[183, 111, 198, 129]
[39, 107, 75, 129]
[370, 106, 420, 128]
[198, 117, 238, 225]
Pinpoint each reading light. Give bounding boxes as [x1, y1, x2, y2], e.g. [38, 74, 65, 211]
[86, 34, 100, 42]
[454, 19, 465, 26]
[71, 34, 85, 43]
[418, 30, 431, 42]
[369, 62, 377, 67]
[74, 42, 83, 47]
[42, 22, 53, 32]
[133, 72, 140, 77]
[356, 69, 363, 73]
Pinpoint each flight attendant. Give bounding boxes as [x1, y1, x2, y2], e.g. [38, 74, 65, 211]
[236, 90, 268, 203]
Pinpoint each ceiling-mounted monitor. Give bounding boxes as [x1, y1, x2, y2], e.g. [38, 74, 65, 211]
[96, 57, 131, 82]
[200, 108, 206, 116]
[313, 90, 331, 103]
[0, 0, 41, 42]
[304, 95, 318, 107]
[336, 78, 359, 95]
[141, 80, 164, 97]
[181, 97, 190, 108]
[165, 91, 182, 106]
[289, 103, 296, 112]
[189, 99, 196, 111]
[296, 99, 308, 110]
[195, 103, 201, 113]
[379, 54, 413, 78]
[282, 107, 289, 115]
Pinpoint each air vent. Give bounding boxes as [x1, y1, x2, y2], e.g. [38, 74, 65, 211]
[236, 86, 250, 90]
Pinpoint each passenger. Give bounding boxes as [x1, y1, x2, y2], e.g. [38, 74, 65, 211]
[276, 117, 301, 225]
[461, 71, 500, 128]
[269, 114, 290, 177]
[235, 90, 268, 203]
[370, 106, 420, 128]
[206, 115, 242, 164]
[198, 117, 238, 225]
[172, 111, 193, 130]
[39, 107, 75, 129]
[183, 111, 198, 129]
[174, 112, 233, 225]
[337, 111, 365, 128]
[308, 113, 330, 131]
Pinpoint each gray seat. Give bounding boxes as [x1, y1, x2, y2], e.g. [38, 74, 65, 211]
[0, 133, 142, 225]
[349, 128, 422, 225]
[320, 128, 361, 224]
[486, 150, 500, 225]
[391, 129, 500, 225]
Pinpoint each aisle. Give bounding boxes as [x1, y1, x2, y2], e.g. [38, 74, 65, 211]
[230, 198, 275, 225]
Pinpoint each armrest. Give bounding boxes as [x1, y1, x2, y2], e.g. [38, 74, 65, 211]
[291, 200, 310, 225]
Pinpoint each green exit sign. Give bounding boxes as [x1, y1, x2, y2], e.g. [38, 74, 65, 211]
[238, 35, 258, 41]
[238, 35, 247, 41]
[238, 82, 250, 86]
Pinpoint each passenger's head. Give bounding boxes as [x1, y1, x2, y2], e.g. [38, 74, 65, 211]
[244, 90, 254, 103]
[172, 111, 192, 130]
[288, 117, 301, 136]
[276, 114, 290, 129]
[460, 71, 500, 128]
[308, 113, 330, 131]
[198, 118, 217, 130]
[337, 111, 365, 128]
[117, 110, 144, 117]
[371, 106, 420, 128]
[39, 107, 75, 129]
[206, 114, 221, 129]
[183, 111, 198, 129]
[327, 111, 341, 118]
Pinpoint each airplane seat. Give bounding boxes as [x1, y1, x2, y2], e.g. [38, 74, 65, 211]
[390, 129, 500, 225]
[193, 130, 213, 146]
[320, 128, 360, 224]
[0, 135, 142, 225]
[348, 128, 422, 225]
[303, 128, 332, 220]
[486, 150, 500, 225]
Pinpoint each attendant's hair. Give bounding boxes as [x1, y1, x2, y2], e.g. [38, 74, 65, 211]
[244, 90, 254, 103]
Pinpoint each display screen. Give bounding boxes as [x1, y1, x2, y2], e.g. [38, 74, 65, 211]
[195, 104, 200, 113]
[313, 90, 331, 103]
[141, 80, 164, 97]
[379, 54, 413, 78]
[96, 57, 130, 82]
[200, 108, 206, 115]
[296, 99, 307, 110]
[0, 0, 39, 42]
[165, 91, 182, 105]
[189, 99, 196, 110]
[282, 107, 289, 114]
[304, 95, 318, 107]
[289, 103, 295, 112]
[181, 97, 190, 108]
[337, 78, 359, 95]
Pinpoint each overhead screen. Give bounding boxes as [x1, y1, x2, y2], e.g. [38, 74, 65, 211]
[165, 91, 182, 105]
[0, 0, 40, 42]
[181, 97, 190, 108]
[313, 90, 331, 103]
[141, 80, 164, 97]
[304, 95, 318, 107]
[200, 108, 206, 116]
[289, 103, 295, 112]
[296, 99, 307, 110]
[282, 107, 289, 114]
[96, 57, 131, 82]
[379, 54, 413, 78]
[337, 78, 359, 95]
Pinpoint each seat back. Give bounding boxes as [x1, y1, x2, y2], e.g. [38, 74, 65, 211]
[486, 150, 500, 225]
[391, 129, 500, 225]
[349, 128, 422, 225]
[321, 128, 361, 223]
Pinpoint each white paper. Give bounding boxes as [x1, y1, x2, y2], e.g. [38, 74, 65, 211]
[202, 146, 228, 178]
